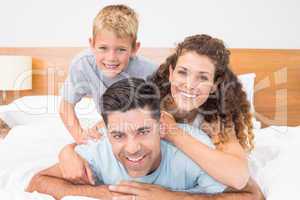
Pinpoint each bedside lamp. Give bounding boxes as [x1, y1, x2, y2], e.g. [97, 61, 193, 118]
[0, 56, 32, 104]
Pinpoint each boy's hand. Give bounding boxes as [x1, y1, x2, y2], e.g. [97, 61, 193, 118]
[86, 120, 106, 141]
[75, 126, 102, 144]
[74, 130, 89, 144]
[58, 144, 95, 185]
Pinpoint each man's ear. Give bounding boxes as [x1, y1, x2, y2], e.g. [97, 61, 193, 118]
[131, 41, 141, 57]
[169, 65, 174, 82]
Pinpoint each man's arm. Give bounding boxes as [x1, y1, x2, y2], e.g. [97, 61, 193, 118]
[26, 164, 114, 200]
[179, 178, 264, 200]
[108, 178, 264, 200]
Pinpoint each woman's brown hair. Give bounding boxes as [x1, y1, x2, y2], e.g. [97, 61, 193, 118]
[150, 34, 254, 151]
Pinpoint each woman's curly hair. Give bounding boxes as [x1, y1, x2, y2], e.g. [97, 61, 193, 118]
[149, 34, 254, 151]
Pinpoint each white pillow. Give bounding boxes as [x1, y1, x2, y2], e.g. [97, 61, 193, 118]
[238, 73, 255, 112]
[0, 96, 60, 127]
[237, 73, 261, 129]
[0, 96, 100, 128]
[0, 105, 17, 128]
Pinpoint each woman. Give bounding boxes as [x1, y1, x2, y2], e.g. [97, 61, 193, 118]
[59, 34, 254, 189]
[152, 34, 254, 189]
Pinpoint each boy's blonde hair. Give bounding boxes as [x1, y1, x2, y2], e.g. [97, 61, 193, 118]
[93, 4, 138, 47]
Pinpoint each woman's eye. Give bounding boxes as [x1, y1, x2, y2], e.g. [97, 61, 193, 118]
[177, 70, 187, 76]
[199, 75, 209, 81]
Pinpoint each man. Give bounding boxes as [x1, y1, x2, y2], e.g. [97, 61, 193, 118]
[27, 78, 264, 200]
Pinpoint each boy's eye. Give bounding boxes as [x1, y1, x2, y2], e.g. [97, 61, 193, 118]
[97, 46, 107, 51]
[116, 48, 127, 53]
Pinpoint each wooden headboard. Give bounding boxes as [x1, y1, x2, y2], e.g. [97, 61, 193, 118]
[0, 47, 299, 127]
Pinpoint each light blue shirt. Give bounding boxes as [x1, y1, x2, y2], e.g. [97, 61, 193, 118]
[75, 123, 226, 194]
[60, 48, 157, 111]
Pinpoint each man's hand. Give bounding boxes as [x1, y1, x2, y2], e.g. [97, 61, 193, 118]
[58, 144, 95, 185]
[108, 181, 182, 200]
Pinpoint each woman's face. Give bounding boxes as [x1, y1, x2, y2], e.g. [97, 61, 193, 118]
[169, 51, 216, 112]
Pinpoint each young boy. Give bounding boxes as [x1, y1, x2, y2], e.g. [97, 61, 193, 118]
[60, 5, 156, 144]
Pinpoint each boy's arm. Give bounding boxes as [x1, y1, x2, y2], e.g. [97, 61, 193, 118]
[26, 164, 115, 200]
[59, 99, 85, 144]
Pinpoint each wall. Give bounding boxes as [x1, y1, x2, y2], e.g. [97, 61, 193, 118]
[1, 0, 299, 48]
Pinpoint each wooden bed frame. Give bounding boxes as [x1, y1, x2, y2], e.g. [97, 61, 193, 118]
[0, 47, 299, 127]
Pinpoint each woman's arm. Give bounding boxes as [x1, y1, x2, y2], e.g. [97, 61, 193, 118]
[161, 112, 249, 190]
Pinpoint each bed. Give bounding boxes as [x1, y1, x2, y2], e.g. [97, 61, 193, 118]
[0, 47, 299, 200]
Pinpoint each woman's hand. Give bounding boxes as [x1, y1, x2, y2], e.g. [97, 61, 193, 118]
[58, 144, 95, 185]
[160, 111, 180, 142]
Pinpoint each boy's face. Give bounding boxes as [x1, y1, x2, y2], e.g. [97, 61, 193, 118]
[106, 108, 161, 178]
[90, 29, 140, 78]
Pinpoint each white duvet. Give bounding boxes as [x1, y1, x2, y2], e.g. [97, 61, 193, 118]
[0, 118, 299, 200]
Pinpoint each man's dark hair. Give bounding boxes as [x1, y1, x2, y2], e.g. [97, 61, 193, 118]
[100, 78, 161, 125]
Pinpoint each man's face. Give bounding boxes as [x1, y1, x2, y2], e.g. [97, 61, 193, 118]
[106, 108, 161, 177]
[89, 29, 139, 78]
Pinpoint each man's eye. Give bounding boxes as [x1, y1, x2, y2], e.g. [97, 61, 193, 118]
[137, 130, 150, 136]
[113, 134, 123, 140]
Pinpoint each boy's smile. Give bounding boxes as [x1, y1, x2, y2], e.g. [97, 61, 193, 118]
[90, 29, 140, 78]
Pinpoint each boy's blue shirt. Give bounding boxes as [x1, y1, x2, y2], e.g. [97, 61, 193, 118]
[75, 123, 227, 194]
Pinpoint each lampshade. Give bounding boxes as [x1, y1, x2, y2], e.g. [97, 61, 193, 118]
[0, 56, 32, 91]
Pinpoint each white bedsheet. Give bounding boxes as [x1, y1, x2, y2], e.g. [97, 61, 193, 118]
[249, 126, 300, 199]
[0, 118, 299, 200]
